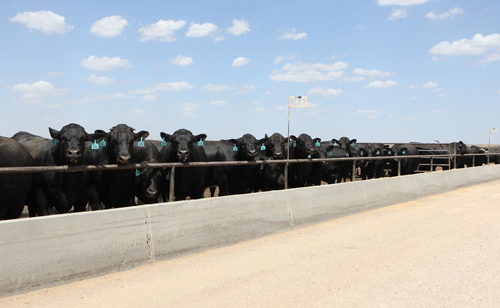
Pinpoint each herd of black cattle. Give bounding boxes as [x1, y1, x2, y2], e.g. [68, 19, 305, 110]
[0, 123, 497, 220]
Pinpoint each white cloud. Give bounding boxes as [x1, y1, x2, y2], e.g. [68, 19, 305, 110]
[352, 68, 393, 77]
[305, 103, 328, 116]
[150, 63, 164, 70]
[81, 55, 131, 71]
[202, 84, 231, 92]
[232, 57, 250, 67]
[283, 61, 348, 71]
[235, 84, 256, 94]
[388, 9, 408, 20]
[433, 88, 444, 92]
[186, 22, 218, 38]
[46, 71, 64, 76]
[430, 33, 500, 56]
[90, 15, 128, 38]
[377, 0, 434, 6]
[142, 95, 157, 102]
[264, 91, 272, 95]
[410, 96, 418, 100]
[425, 7, 463, 21]
[342, 76, 365, 82]
[209, 100, 229, 106]
[10, 80, 69, 102]
[410, 84, 419, 89]
[40, 104, 63, 109]
[423, 81, 439, 88]
[131, 82, 193, 94]
[10, 10, 73, 35]
[357, 109, 381, 119]
[273, 106, 287, 111]
[439, 94, 451, 98]
[87, 74, 114, 86]
[365, 80, 399, 88]
[498, 90, 500, 94]
[476, 53, 500, 66]
[255, 106, 266, 112]
[227, 18, 250, 36]
[180, 103, 200, 117]
[430, 110, 444, 114]
[431, 56, 449, 62]
[308, 87, 344, 98]
[132, 109, 144, 115]
[274, 54, 298, 64]
[96, 92, 133, 100]
[356, 25, 364, 30]
[137, 19, 186, 42]
[278, 28, 307, 40]
[270, 70, 343, 83]
[171, 55, 193, 66]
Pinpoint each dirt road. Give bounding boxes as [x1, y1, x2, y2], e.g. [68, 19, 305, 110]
[3, 180, 500, 307]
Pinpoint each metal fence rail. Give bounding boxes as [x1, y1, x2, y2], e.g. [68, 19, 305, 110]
[0, 152, 497, 202]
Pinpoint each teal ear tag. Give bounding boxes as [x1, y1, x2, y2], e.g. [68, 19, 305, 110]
[233, 144, 238, 152]
[351, 142, 356, 147]
[388, 150, 392, 155]
[402, 150, 406, 155]
[360, 150, 364, 155]
[198, 140, 204, 147]
[261, 144, 266, 151]
[161, 138, 168, 147]
[100, 139, 106, 147]
[260, 164, 264, 170]
[346, 152, 350, 157]
[138, 137, 145, 147]
[293, 141, 297, 147]
[315, 141, 320, 147]
[91, 140, 99, 150]
[165, 170, 171, 180]
[135, 169, 141, 177]
[376, 150, 380, 155]
[333, 142, 338, 147]
[51, 139, 57, 146]
[328, 151, 333, 157]
[308, 155, 312, 159]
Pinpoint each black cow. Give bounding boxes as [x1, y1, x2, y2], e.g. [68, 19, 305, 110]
[329, 137, 358, 181]
[0, 137, 33, 220]
[204, 133, 264, 196]
[388, 144, 421, 176]
[320, 144, 350, 184]
[261, 133, 286, 159]
[160, 129, 207, 200]
[288, 134, 321, 188]
[253, 153, 285, 192]
[357, 143, 388, 180]
[84, 124, 149, 209]
[469, 145, 487, 167]
[12, 124, 99, 216]
[133, 140, 164, 204]
[488, 147, 500, 164]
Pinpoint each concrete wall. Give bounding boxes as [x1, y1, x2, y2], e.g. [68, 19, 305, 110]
[2, 164, 500, 296]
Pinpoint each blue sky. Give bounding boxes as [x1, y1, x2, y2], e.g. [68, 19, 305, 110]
[1, 0, 499, 144]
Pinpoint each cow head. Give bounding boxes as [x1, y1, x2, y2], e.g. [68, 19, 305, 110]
[230, 133, 261, 160]
[49, 123, 95, 165]
[258, 158, 285, 190]
[263, 133, 286, 159]
[290, 134, 320, 158]
[103, 124, 149, 165]
[457, 141, 467, 155]
[136, 164, 162, 203]
[160, 129, 206, 162]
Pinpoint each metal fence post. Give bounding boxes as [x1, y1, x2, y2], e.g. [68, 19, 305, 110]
[472, 154, 475, 167]
[487, 153, 490, 165]
[284, 162, 289, 189]
[351, 159, 356, 182]
[453, 143, 457, 169]
[430, 157, 434, 172]
[169, 166, 175, 202]
[398, 158, 401, 176]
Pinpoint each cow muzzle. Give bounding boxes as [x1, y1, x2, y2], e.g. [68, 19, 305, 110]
[178, 150, 189, 162]
[65, 150, 81, 165]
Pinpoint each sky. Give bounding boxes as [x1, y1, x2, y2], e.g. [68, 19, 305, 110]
[1, 0, 499, 144]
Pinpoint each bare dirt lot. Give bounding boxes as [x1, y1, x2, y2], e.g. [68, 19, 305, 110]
[3, 179, 500, 307]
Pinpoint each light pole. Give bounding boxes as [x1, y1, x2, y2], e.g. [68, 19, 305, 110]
[285, 96, 308, 189]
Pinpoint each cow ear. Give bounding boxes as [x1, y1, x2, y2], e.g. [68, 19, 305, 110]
[384, 144, 390, 149]
[228, 138, 238, 145]
[326, 145, 335, 152]
[49, 127, 61, 140]
[331, 138, 339, 144]
[289, 135, 297, 142]
[351, 139, 357, 144]
[160, 132, 172, 142]
[134, 131, 149, 140]
[264, 133, 269, 138]
[313, 138, 321, 143]
[87, 129, 108, 141]
[257, 138, 267, 145]
[195, 134, 207, 142]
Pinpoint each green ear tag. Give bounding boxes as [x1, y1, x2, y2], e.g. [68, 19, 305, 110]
[376, 150, 380, 155]
[165, 170, 171, 180]
[328, 151, 333, 157]
[91, 140, 99, 150]
[161, 138, 168, 147]
[346, 152, 350, 157]
[402, 150, 406, 155]
[233, 144, 238, 152]
[293, 141, 297, 147]
[135, 169, 141, 177]
[100, 139, 106, 147]
[138, 137, 145, 147]
[198, 140, 204, 147]
[51, 139, 57, 146]
[315, 141, 320, 147]
[261, 144, 266, 151]
[308, 155, 312, 159]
